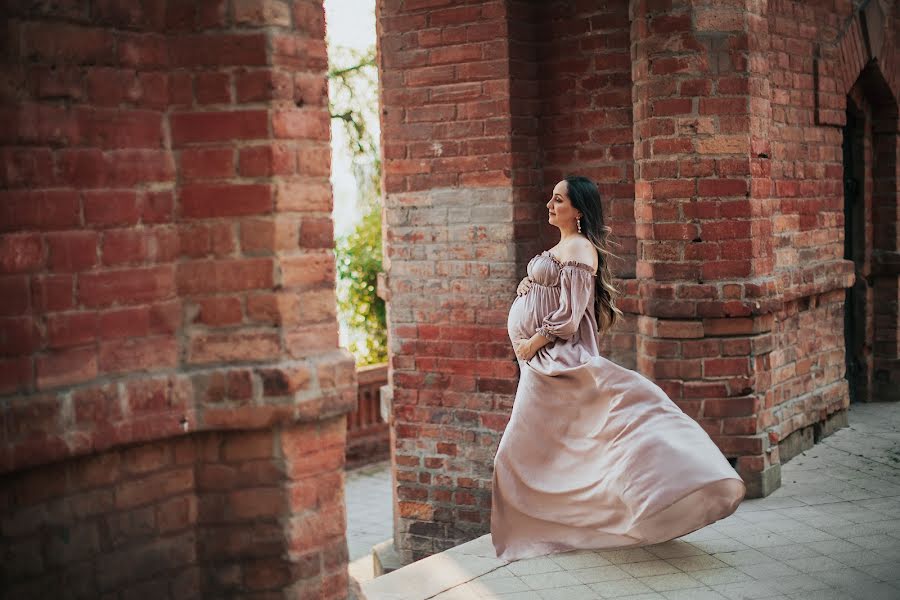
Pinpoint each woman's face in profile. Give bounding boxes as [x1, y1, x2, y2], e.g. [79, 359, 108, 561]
[546, 180, 578, 229]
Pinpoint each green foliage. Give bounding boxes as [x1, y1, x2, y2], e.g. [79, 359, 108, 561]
[329, 43, 385, 366]
[335, 204, 386, 366]
[328, 45, 381, 205]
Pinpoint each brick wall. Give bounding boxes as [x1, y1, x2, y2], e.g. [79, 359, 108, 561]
[768, 290, 846, 454]
[376, 0, 525, 562]
[1, 1, 356, 597]
[765, 0, 855, 448]
[536, 0, 638, 368]
[378, 0, 898, 561]
[764, 0, 899, 454]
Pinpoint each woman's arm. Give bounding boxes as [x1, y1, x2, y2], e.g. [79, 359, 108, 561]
[535, 266, 594, 342]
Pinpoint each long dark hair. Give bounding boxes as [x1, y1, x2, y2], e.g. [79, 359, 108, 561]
[564, 175, 623, 334]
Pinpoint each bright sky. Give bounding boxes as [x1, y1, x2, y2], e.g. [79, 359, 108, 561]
[325, 0, 377, 239]
[325, 0, 376, 49]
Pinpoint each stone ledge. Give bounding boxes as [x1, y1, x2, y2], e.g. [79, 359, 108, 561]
[362, 534, 508, 600]
[633, 259, 856, 320]
[1, 349, 357, 475]
[373, 538, 403, 576]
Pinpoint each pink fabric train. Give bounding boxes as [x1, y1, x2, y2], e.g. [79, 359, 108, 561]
[493, 250, 746, 561]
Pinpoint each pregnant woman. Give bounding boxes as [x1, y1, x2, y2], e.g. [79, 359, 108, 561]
[493, 175, 746, 561]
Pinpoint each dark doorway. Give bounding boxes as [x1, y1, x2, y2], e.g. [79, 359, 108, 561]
[842, 104, 868, 403]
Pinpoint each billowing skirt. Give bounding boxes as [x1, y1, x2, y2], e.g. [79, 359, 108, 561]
[491, 351, 746, 561]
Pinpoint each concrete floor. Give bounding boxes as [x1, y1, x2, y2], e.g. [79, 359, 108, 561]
[345, 458, 393, 583]
[361, 401, 900, 600]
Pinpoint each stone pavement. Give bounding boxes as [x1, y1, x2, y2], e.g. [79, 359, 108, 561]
[346, 459, 393, 584]
[362, 401, 900, 600]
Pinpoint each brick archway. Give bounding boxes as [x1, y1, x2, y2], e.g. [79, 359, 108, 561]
[377, 0, 900, 568]
[815, 0, 899, 401]
[845, 62, 899, 401]
[815, 0, 899, 128]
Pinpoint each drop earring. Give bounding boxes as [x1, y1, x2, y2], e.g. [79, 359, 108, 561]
[576, 217, 582, 234]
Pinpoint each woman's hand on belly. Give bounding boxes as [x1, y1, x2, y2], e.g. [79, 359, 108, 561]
[512, 332, 551, 361]
[512, 338, 535, 360]
[516, 275, 534, 296]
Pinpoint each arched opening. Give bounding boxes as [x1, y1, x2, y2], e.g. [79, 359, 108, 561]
[842, 61, 899, 403]
[842, 101, 868, 403]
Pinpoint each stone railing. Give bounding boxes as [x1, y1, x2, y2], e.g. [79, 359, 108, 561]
[347, 362, 389, 469]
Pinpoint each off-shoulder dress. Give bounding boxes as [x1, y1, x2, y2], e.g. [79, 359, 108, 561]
[493, 250, 746, 561]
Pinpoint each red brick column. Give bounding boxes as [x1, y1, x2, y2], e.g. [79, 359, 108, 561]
[630, 0, 780, 497]
[0, 2, 355, 597]
[376, 0, 528, 562]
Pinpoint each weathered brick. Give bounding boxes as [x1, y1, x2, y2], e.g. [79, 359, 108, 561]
[77, 107, 164, 149]
[46, 231, 98, 272]
[117, 31, 168, 68]
[170, 110, 269, 146]
[0, 2, 355, 594]
[169, 33, 268, 67]
[126, 377, 187, 416]
[239, 144, 295, 177]
[176, 258, 274, 295]
[21, 22, 115, 64]
[141, 191, 174, 223]
[187, 330, 281, 364]
[245, 292, 297, 326]
[115, 468, 194, 510]
[84, 191, 141, 227]
[46, 312, 98, 349]
[36, 346, 98, 390]
[0, 276, 29, 315]
[272, 109, 330, 140]
[192, 296, 243, 326]
[99, 336, 178, 375]
[0, 233, 45, 273]
[234, 0, 291, 26]
[260, 365, 312, 396]
[31, 274, 75, 312]
[240, 216, 299, 254]
[179, 147, 235, 180]
[228, 487, 286, 520]
[79, 266, 175, 307]
[235, 69, 289, 102]
[178, 222, 235, 258]
[97, 303, 177, 340]
[179, 183, 273, 218]
[194, 72, 231, 105]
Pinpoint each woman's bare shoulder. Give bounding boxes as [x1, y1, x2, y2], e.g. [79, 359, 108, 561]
[557, 237, 598, 270]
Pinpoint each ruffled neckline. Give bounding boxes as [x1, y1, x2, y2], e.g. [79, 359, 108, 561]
[540, 250, 597, 274]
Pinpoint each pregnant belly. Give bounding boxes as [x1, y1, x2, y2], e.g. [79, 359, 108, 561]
[507, 293, 553, 342]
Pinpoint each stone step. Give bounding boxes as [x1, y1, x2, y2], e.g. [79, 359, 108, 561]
[373, 538, 404, 576]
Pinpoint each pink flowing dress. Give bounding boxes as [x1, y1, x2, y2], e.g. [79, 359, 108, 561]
[493, 250, 746, 561]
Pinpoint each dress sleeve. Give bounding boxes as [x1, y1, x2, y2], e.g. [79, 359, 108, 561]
[535, 265, 594, 342]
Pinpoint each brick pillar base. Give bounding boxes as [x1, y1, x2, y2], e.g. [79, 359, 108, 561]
[1, 418, 349, 599]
